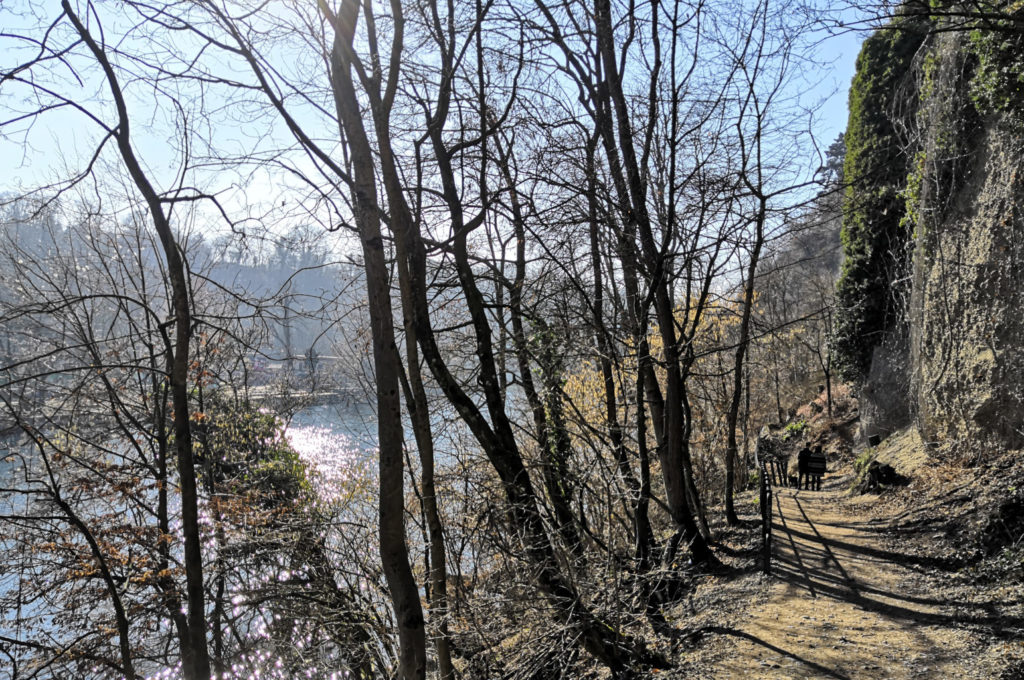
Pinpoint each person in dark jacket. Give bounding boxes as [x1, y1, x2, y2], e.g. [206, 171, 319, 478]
[809, 445, 826, 491]
[797, 446, 811, 490]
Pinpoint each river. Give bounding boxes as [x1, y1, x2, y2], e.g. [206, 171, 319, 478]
[284, 401, 380, 504]
[0, 399, 385, 680]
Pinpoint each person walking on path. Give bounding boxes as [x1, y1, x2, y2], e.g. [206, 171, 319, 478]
[808, 445, 826, 491]
[798, 445, 811, 490]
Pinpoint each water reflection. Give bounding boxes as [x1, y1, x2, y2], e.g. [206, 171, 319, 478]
[0, 402, 385, 680]
[285, 403, 377, 506]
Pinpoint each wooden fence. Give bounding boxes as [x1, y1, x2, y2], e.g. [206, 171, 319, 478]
[756, 438, 774, 575]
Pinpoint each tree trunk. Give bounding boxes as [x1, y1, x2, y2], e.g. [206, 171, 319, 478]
[64, 5, 211, 675]
[725, 222, 765, 526]
[585, 138, 654, 568]
[321, 0, 656, 669]
[742, 367, 751, 478]
[494, 140, 586, 562]
[400, 295, 455, 680]
[327, 4, 427, 677]
[589, 0, 711, 564]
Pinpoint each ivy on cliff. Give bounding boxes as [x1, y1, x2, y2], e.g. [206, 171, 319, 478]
[833, 19, 931, 382]
[967, 1, 1024, 119]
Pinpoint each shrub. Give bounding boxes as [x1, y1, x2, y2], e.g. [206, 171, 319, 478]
[196, 395, 312, 507]
[854, 449, 876, 477]
[748, 468, 761, 490]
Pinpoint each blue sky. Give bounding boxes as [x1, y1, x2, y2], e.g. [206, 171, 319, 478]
[0, 4, 866, 208]
[812, 28, 865, 146]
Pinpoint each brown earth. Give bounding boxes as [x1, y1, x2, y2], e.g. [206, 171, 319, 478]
[669, 463, 1024, 679]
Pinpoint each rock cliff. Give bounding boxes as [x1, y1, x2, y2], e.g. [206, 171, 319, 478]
[844, 21, 1024, 455]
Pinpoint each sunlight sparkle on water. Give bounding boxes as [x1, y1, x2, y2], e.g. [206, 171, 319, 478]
[143, 418, 375, 680]
[285, 424, 373, 505]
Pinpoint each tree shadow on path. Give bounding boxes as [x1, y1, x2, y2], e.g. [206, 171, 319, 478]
[701, 625, 855, 680]
[771, 491, 1024, 637]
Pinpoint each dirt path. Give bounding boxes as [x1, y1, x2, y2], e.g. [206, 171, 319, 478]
[704, 479, 998, 679]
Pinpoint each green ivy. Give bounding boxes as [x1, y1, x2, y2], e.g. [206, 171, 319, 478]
[833, 18, 931, 382]
[967, 10, 1024, 118]
[903, 25, 984, 252]
[901, 150, 927, 240]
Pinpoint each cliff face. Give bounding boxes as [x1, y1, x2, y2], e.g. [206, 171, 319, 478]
[848, 24, 1024, 455]
[909, 27, 1024, 454]
[911, 106, 1024, 452]
[835, 20, 928, 385]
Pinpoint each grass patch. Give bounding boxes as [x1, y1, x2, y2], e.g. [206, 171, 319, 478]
[851, 448, 877, 490]
[782, 420, 807, 440]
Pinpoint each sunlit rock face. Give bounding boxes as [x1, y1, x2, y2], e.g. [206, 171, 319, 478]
[911, 122, 1024, 452]
[908, 35, 1024, 453]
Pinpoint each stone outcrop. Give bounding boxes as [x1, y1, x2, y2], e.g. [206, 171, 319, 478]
[908, 34, 1024, 453]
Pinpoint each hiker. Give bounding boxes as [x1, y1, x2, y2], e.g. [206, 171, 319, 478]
[808, 445, 826, 491]
[797, 445, 811, 490]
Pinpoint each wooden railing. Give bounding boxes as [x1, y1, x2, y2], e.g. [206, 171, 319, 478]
[756, 441, 774, 575]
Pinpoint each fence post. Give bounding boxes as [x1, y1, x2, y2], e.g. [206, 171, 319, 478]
[764, 470, 773, 575]
[755, 438, 773, 575]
